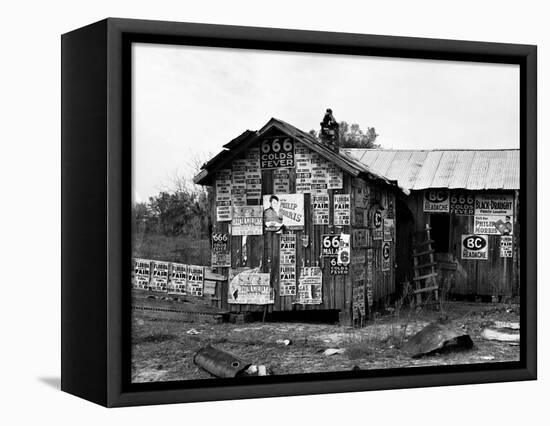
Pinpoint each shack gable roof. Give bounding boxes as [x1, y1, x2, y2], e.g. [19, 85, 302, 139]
[194, 118, 406, 192]
[344, 149, 520, 191]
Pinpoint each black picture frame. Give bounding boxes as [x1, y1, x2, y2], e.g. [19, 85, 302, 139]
[61, 17, 537, 407]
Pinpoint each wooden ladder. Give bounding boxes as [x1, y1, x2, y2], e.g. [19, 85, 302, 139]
[412, 224, 439, 304]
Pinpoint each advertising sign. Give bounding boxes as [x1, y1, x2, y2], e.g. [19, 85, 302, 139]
[151, 260, 169, 291]
[273, 169, 290, 193]
[310, 154, 329, 193]
[279, 233, 297, 296]
[215, 169, 232, 200]
[354, 186, 370, 209]
[295, 145, 312, 193]
[132, 258, 151, 290]
[474, 194, 514, 216]
[216, 202, 232, 222]
[232, 206, 263, 236]
[260, 136, 295, 169]
[353, 207, 366, 227]
[334, 194, 351, 226]
[329, 257, 349, 275]
[352, 277, 366, 319]
[423, 189, 450, 213]
[366, 249, 374, 307]
[372, 207, 383, 240]
[322, 234, 340, 256]
[352, 228, 369, 248]
[327, 164, 343, 189]
[474, 215, 513, 235]
[351, 249, 366, 266]
[295, 266, 322, 305]
[245, 147, 262, 201]
[211, 233, 231, 267]
[337, 233, 351, 266]
[168, 262, 187, 294]
[263, 193, 304, 231]
[215, 169, 233, 222]
[383, 218, 394, 242]
[450, 192, 474, 216]
[231, 159, 247, 207]
[381, 242, 391, 271]
[500, 235, 513, 258]
[203, 280, 217, 295]
[187, 265, 204, 296]
[312, 193, 330, 225]
[461, 235, 488, 260]
[228, 270, 274, 304]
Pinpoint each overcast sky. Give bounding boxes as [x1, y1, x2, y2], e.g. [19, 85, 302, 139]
[132, 43, 519, 202]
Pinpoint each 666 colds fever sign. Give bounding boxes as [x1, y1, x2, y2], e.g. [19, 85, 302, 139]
[260, 137, 294, 169]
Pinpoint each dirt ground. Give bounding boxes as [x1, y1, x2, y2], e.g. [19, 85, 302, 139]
[131, 302, 519, 383]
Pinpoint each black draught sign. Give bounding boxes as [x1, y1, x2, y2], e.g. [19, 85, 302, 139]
[260, 136, 295, 169]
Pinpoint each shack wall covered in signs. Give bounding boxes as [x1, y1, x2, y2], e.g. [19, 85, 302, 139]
[206, 134, 397, 324]
[401, 189, 519, 298]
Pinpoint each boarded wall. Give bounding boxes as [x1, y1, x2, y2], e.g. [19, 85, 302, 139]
[402, 190, 519, 297]
[207, 138, 397, 323]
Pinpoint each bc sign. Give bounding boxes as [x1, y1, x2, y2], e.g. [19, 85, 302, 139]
[424, 190, 450, 213]
[461, 234, 488, 260]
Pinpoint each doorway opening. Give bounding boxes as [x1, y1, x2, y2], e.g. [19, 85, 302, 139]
[430, 213, 451, 253]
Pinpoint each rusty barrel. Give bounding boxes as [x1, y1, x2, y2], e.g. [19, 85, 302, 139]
[193, 345, 250, 378]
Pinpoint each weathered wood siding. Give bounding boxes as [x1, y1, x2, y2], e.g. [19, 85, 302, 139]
[402, 190, 519, 297]
[208, 140, 397, 322]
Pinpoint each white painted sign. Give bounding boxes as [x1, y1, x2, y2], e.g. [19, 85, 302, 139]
[334, 194, 351, 226]
[168, 263, 187, 294]
[500, 235, 513, 258]
[232, 206, 263, 236]
[263, 193, 304, 231]
[228, 270, 274, 305]
[132, 258, 151, 290]
[279, 233, 297, 296]
[295, 266, 322, 305]
[151, 260, 169, 292]
[461, 235, 488, 260]
[260, 136, 295, 169]
[187, 265, 204, 296]
[474, 215, 513, 235]
[474, 194, 514, 216]
[312, 193, 330, 225]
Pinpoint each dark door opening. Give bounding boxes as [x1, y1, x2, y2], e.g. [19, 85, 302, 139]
[430, 213, 450, 253]
[395, 199, 414, 297]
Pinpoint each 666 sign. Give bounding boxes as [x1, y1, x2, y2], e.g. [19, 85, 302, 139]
[423, 189, 450, 213]
[260, 137, 295, 169]
[461, 234, 488, 260]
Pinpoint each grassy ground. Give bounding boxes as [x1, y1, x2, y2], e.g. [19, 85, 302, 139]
[131, 301, 520, 383]
[133, 232, 210, 265]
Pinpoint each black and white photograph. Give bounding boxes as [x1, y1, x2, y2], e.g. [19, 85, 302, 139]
[130, 43, 522, 383]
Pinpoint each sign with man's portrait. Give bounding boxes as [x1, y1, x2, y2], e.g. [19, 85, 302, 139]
[262, 194, 304, 231]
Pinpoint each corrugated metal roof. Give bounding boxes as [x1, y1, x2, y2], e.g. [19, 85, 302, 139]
[195, 118, 407, 192]
[343, 149, 519, 190]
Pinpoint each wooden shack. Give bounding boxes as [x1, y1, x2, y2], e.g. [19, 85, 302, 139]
[345, 149, 520, 300]
[194, 118, 404, 324]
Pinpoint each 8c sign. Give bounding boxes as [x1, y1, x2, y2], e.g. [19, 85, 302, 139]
[461, 234, 488, 260]
[423, 189, 450, 213]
